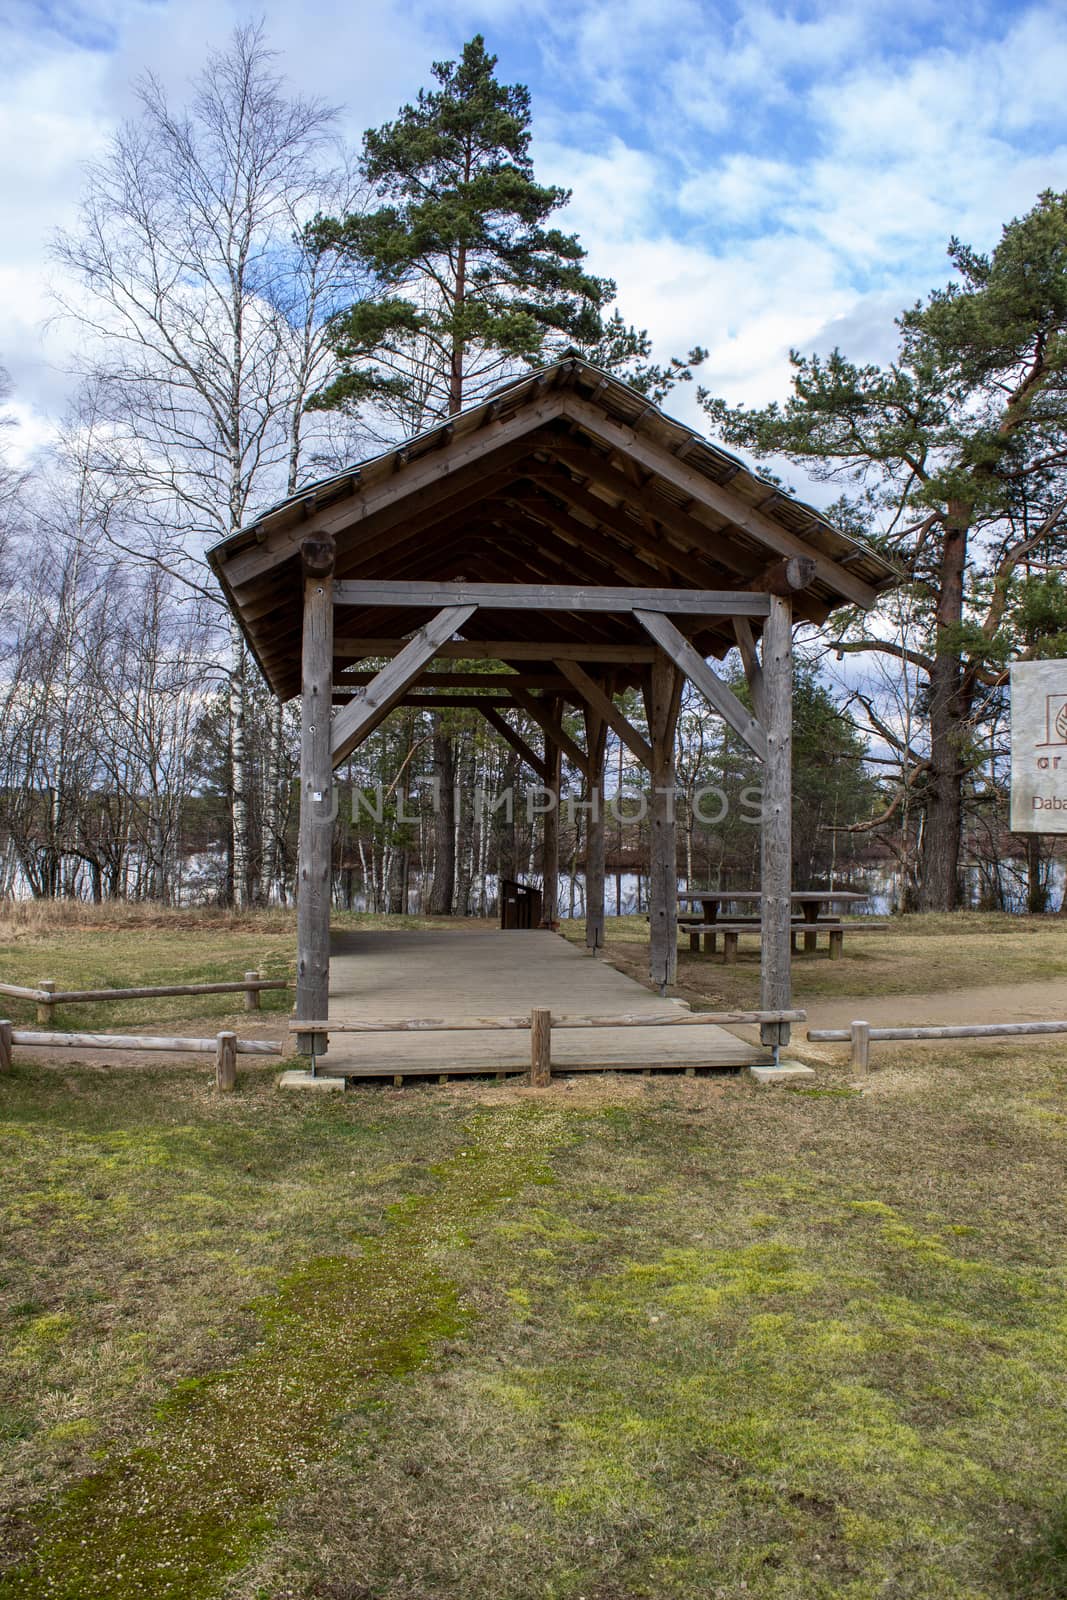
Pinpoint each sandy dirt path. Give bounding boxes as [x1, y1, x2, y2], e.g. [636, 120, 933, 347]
[801, 977, 1067, 1032]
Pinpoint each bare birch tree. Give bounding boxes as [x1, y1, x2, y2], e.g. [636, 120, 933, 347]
[51, 23, 368, 904]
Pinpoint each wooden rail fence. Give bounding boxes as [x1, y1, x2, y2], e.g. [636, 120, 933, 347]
[0, 1022, 282, 1091]
[289, 1008, 806, 1085]
[0, 972, 289, 1024]
[807, 1019, 1067, 1078]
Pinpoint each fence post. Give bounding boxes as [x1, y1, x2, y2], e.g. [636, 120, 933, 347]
[37, 981, 56, 1027]
[530, 1008, 552, 1086]
[244, 971, 261, 1012]
[0, 1021, 12, 1072]
[850, 1020, 870, 1080]
[215, 1031, 238, 1092]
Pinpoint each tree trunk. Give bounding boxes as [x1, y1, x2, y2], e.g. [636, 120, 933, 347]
[919, 513, 968, 911]
[429, 719, 455, 914]
[229, 619, 250, 910]
[1027, 833, 1048, 914]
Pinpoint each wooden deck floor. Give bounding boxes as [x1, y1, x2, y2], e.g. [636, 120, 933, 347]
[317, 928, 768, 1079]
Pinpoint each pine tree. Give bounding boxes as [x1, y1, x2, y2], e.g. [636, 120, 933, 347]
[307, 36, 701, 434]
[308, 35, 703, 914]
[701, 191, 1067, 910]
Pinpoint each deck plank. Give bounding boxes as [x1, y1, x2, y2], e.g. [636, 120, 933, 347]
[319, 928, 766, 1076]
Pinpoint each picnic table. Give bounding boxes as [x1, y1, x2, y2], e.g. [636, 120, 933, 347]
[678, 889, 874, 959]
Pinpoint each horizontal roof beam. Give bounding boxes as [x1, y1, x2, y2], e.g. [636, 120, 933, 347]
[333, 692, 520, 708]
[332, 581, 772, 617]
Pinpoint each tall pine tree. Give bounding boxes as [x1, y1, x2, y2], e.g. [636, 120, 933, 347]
[701, 191, 1067, 910]
[307, 36, 703, 915]
[308, 35, 701, 435]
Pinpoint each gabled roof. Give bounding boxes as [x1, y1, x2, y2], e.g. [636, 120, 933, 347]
[208, 357, 896, 701]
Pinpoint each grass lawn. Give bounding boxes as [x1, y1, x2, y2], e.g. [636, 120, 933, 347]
[1, 907, 1066, 1598]
[561, 910, 1067, 1009]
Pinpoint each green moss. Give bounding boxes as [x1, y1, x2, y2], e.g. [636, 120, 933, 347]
[0, 1105, 574, 1600]
[575, 1242, 819, 1324]
[13, 1314, 75, 1356]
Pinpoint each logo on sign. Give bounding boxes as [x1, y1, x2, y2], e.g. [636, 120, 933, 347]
[1037, 693, 1067, 748]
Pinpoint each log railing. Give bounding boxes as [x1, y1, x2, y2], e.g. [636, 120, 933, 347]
[0, 1023, 282, 1091]
[808, 1019, 1067, 1078]
[0, 972, 289, 1024]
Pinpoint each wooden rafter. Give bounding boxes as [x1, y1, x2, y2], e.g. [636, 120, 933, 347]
[633, 609, 767, 762]
[553, 659, 653, 770]
[330, 605, 476, 766]
[224, 400, 567, 590]
[527, 460, 746, 587]
[561, 397, 879, 608]
[508, 687, 592, 783]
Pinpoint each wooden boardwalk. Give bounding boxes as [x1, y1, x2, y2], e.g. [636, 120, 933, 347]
[317, 928, 767, 1079]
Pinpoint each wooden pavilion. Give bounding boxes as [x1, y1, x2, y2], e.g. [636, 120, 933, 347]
[208, 358, 895, 1059]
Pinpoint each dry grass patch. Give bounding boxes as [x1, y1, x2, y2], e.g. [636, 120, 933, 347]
[563, 911, 1067, 1011]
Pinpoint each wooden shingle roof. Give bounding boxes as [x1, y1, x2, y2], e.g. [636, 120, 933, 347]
[208, 357, 896, 700]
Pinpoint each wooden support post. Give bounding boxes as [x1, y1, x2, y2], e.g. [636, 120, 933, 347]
[0, 1020, 12, 1072]
[530, 1008, 552, 1085]
[541, 706, 561, 928]
[296, 536, 335, 1059]
[645, 653, 682, 992]
[759, 596, 793, 1047]
[829, 929, 844, 960]
[215, 1031, 237, 1092]
[850, 1020, 871, 1079]
[244, 971, 261, 1011]
[583, 703, 608, 954]
[37, 981, 56, 1027]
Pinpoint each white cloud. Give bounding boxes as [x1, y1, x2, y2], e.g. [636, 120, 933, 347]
[2, 0, 1066, 499]
[677, 155, 796, 225]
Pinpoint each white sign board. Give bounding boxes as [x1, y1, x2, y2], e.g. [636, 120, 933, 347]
[1011, 660, 1067, 832]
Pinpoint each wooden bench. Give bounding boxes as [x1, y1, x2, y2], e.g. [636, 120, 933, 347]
[685, 920, 888, 963]
[679, 914, 762, 953]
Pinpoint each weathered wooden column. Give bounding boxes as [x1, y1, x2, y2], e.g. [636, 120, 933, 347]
[541, 715, 562, 929]
[645, 652, 682, 991]
[582, 704, 608, 953]
[759, 595, 793, 1047]
[295, 534, 335, 1058]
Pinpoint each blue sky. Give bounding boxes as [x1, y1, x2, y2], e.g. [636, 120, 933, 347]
[4, 0, 1067, 488]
